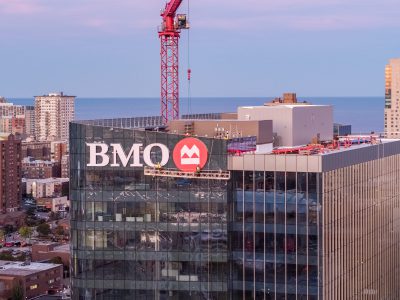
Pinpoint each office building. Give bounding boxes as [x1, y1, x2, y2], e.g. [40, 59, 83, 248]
[35, 92, 75, 141]
[0, 134, 22, 213]
[385, 58, 400, 138]
[70, 98, 400, 299]
[0, 261, 63, 299]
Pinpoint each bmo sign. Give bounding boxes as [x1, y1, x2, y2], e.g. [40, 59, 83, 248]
[87, 137, 208, 172]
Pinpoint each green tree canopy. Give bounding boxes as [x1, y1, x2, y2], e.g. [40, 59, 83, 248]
[11, 284, 24, 300]
[54, 225, 65, 236]
[18, 226, 33, 239]
[0, 229, 5, 242]
[36, 223, 51, 236]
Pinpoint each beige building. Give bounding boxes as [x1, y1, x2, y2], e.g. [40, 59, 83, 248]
[385, 58, 400, 138]
[24, 178, 69, 198]
[35, 92, 75, 141]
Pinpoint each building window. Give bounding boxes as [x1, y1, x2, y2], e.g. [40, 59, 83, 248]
[29, 284, 38, 290]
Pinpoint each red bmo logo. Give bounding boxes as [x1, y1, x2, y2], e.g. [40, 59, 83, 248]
[173, 138, 208, 172]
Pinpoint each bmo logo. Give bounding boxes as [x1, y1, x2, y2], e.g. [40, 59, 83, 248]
[173, 138, 208, 172]
[87, 137, 208, 172]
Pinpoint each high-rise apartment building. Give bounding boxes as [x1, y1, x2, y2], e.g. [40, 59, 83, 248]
[0, 134, 22, 213]
[25, 105, 36, 138]
[384, 58, 400, 138]
[0, 97, 26, 135]
[70, 98, 400, 299]
[35, 92, 75, 141]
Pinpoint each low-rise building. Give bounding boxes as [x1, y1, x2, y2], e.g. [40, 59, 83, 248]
[22, 157, 56, 179]
[0, 211, 25, 229]
[0, 261, 63, 299]
[32, 243, 70, 268]
[36, 196, 69, 212]
[23, 178, 69, 198]
[22, 140, 51, 161]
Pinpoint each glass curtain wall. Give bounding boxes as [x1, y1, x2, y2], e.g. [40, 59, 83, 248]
[70, 123, 229, 300]
[231, 170, 322, 300]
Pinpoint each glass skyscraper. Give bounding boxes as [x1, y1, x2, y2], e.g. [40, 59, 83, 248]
[70, 119, 400, 299]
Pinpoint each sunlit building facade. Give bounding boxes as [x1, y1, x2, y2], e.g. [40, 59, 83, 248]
[385, 58, 400, 138]
[35, 92, 75, 141]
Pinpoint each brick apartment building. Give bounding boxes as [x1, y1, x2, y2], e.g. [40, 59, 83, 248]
[0, 261, 63, 299]
[21, 141, 51, 161]
[22, 157, 56, 179]
[0, 134, 22, 213]
[32, 243, 70, 268]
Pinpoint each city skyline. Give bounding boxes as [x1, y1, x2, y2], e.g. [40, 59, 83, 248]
[0, 0, 399, 97]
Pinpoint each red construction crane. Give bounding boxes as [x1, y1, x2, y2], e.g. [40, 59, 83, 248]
[159, 0, 189, 124]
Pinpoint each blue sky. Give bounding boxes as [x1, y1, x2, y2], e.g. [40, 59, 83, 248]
[0, 0, 399, 98]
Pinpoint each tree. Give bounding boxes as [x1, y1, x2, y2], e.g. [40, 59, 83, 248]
[0, 229, 4, 243]
[36, 223, 51, 236]
[49, 256, 63, 265]
[11, 284, 24, 300]
[54, 225, 65, 237]
[26, 207, 36, 216]
[4, 224, 14, 235]
[18, 226, 33, 239]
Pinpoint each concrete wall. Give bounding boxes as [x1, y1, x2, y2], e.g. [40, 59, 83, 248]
[237, 105, 333, 147]
[292, 106, 333, 146]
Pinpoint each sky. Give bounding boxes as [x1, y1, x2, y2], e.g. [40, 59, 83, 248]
[0, 0, 399, 98]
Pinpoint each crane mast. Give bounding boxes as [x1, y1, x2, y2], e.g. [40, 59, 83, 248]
[159, 0, 189, 124]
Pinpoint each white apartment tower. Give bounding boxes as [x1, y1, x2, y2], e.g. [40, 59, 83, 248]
[385, 58, 400, 138]
[35, 92, 75, 141]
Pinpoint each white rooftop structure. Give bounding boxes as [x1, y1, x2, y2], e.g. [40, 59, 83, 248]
[238, 103, 333, 147]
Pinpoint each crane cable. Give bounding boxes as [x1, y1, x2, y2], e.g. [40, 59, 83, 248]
[187, 0, 192, 116]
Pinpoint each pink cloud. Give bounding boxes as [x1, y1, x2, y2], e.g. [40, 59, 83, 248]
[0, 0, 399, 36]
[0, 0, 44, 15]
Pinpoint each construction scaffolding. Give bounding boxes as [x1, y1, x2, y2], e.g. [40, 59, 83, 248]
[144, 167, 231, 180]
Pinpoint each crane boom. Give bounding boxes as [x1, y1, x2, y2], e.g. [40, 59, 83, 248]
[162, 0, 183, 18]
[158, 0, 188, 124]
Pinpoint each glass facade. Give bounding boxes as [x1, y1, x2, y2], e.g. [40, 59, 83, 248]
[231, 171, 322, 300]
[70, 122, 400, 299]
[70, 123, 230, 300]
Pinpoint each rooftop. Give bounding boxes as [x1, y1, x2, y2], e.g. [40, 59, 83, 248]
[35, 92, 75, 98]
[271, 135, 387, 156]
[22, 178, 70, 184]
[53, 244, 70, 253]
[0, 261, 62, 276]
